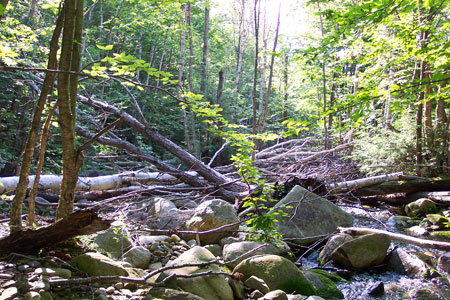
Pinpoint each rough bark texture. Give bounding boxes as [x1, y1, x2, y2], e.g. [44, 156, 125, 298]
[9, 8, 64, 233]
[0, 210, 111, 256]
[56, 0, 85, 221]
[200, 3, 209, 95]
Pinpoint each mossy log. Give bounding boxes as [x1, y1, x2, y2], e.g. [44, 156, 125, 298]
[0, 209, 111, 256]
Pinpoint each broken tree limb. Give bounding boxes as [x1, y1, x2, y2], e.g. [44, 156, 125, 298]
[353, 177, 450, 197]
[338, 227, 450, 251]
[0, 171, 186, 194]
[0, 209, 111, 255]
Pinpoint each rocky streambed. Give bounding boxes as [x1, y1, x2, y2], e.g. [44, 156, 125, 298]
[0, 185, 450, 300]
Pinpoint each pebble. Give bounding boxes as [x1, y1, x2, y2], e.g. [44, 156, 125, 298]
[153, 250, 164, 257]
[24, 291, 41, 300]
[1, 287, 18, 300]
[187, 239, 197, 247]
[170, 234, 181, 243]
[106, 286, 115, 294]
[114, 282, 124, 290]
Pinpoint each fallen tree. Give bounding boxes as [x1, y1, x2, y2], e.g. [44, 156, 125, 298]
[353, 177, 450, 197]
[0, 171, 185, 194]
[339, 226, 450, 251]
[0, 209, 111, 255]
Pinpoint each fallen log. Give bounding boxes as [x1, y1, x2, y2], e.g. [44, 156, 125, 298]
[338, 227, 450, 251]
[353, 178, 450, 197]
[0, 171, 185, 194]
[0, 209, 111, 256]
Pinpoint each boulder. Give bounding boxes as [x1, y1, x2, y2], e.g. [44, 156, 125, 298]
[185, 199, 239, 244]
[261, 290, 288, 300]
[226, 277, 245, 299]
[304, 270, 343, 299]
[139, 235, 169, 245]
[271, 186, 353, 245]
[71, 252, 128, 276]
[121, 246, 152, 269]
[426, 214, 449, 229]
[387, 248, 428, 277]
[331, 233, 391, 270]
[158, 246, 234, 300]
[91, 222, 132, 258]
[387, 216, 418, 229]
[438, 252, 450, 273]
[223, 241, 292, 268]
[233, 255, 316, 296]
[318, 233, 353, 265]
[405, 198, 437, 217]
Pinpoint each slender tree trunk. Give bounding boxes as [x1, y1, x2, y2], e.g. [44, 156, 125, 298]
[416, 62, 424, 176]
[317, 2, 328, 149]
[200, 2, 210, 96]
[282, 52, 289, 121]
[251, 0, 260, 161]
[232, 0, 247, 122]
[28, 0, 38, 19]
[9, 8, 64, 233]
[55, 0, 85, 221]
[385, 65, 394, 129]
[258, 1, 281, 141]
[178, 4, 191, 152]
[257, 5, 268, 120]
[28, 102, 57, 226]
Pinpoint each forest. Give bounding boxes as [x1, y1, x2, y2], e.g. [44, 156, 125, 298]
[1, 0, 450, 299]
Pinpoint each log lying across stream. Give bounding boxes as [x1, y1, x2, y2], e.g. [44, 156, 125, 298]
[339, 227, 450, 251]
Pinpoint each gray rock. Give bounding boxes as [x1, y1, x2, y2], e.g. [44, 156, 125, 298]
[185, 199, 239, 244]
[305, 297, 326, 300]
[158, 246, 234, 300]
[405, 198, 438, 217]
[153, 197, 177, 214]
[250, 290, 264, 299]
[426, 214, 448, 229]
[223, 241, 292, 269]
[318, 233, 353, 266]
[139, 235, 168, 245]
[331, 233, 391, 270]
[261, 290, 288, 300]
[220, 236, 244, 247]
[233, 255, 316, 296]
[148, 287, 205, 299]
[204, 244, 222, 257]
[387, 216, 418, 228]
[122, 246, 152, 269]
[0, 287, 18, 300]
[387, 248, 428, 276]
[71, 252, 128, 276]
[244, 275, 271, 294]
[91, 222, 132, 258]
[38, 291, 53, 300]
[405, 226, 428, 237]
[438, 252, 450, 273]
[271, 186, 353, 245]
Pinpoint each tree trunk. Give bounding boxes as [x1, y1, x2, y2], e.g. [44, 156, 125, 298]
[0, 0, 9, 19]
[56, 0, 85, 221]
[9, 8, 64, 233]
[317, 2, 328, 149]
[200, 2, 210, 96]
[258, 1, 281, 142]
[0, 210, 111, 256]
[251, 0, 260, 161]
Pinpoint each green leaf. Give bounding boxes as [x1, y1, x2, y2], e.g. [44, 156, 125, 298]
[97, 44, 114, 50]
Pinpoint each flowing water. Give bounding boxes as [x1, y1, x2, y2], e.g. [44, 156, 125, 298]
[313, 205, 450, 299]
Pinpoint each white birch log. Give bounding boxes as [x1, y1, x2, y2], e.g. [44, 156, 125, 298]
[0, 171, 198, 194]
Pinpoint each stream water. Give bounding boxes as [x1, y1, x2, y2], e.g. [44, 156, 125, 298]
[319, 205, 450, 300]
